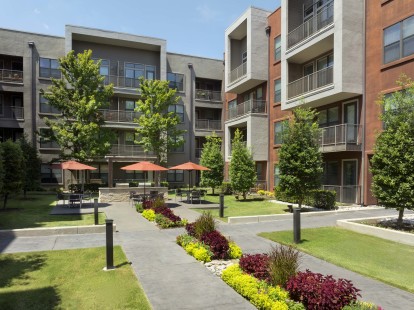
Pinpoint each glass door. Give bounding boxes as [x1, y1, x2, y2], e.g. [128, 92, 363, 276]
[342, 160, 358, 203]
[344, 101, 357, 143]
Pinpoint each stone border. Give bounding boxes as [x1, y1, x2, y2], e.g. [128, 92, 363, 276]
[337, 216, 414, 246]
[0, 224, 116, 237]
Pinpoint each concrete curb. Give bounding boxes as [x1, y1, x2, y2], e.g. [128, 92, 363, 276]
[337, 216, 414, 246]
[0, 224, 117, 237]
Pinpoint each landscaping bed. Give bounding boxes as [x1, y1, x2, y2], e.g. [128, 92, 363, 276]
[136, 198, 187, 228]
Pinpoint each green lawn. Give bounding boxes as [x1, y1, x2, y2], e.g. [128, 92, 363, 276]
[191, 194, 288, 222]
[0, 246, 151, 310]
[0, 194, 106, 230]
[259, 227, 414, 293]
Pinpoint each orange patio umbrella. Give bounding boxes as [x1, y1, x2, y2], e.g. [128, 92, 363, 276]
[168, 161, 210, 192]
[60, 160, 97, 192]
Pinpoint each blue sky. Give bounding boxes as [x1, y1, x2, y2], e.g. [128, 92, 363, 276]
[1, 0, 280, 59]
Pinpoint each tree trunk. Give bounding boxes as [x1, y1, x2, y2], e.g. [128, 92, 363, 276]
[212, 187, 215, 195]
[298, 199, 302, 209]
[397, 207, 405, 227]
[242, 191, 247, 200]
[3, 193, 9, 209]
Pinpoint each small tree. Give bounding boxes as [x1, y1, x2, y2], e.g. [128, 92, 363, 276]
[40, 50, 115, 161]
[229, 129, 256, 200]
[19, 136, 41, 198]
[0, 145, 3, 196]
[278, 107, 323, 208]
[200, 132, 224, 194]
[0, 140, 24, 208]
[371, 75, 414, 226]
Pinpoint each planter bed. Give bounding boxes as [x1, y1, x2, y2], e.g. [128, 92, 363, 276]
[135, 199, 187, 228]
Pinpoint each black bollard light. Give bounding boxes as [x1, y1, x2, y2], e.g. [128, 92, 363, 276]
[219, 194, 224, 218]
[94, 198, 99, 225]
[104, 219, 115, 270]
[293, 207, 301, 244]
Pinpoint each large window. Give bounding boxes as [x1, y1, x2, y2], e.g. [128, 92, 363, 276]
[41, 164, 62, 184]
[168, 104, 184, 123]
[89, 164, 108, 184]
[167, 170, 184, 182]
[167, 72, 184, 91]
[274, 120, 288, 145]
[125, 100, 137, 111]
[146, 65, 156, 80]
[274, 79, 281, 103]
[274, 36, 281, 62]
[384, 15, 414, 64]
[318, 106, 339, 127]
[274, 164, 280, 187]
[39, 128, 59, 149]
[39, 57, 60, 78]
[39, 94, 60, 114]
[171, 135, 184, 152]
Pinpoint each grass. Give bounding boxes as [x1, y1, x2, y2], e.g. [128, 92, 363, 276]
[259, 227, 414, 293]
[0, 194, 106, 230]
[0, 246, 152, 310]
[191, 193, 287, 222]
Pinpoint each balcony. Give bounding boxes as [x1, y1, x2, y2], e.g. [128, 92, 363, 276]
[100, 109, 140, 123]
[195, 119, 222, 131]
[319, 124, 362, 152]
[102, 76, 143, 89]
[322, 185, 360, 204]
[0, 69, 23, 84]
[195, 89, 222, 102]
[227, 99, 266, 120]
[228, 63, 247, 85]
[109, 144, 155, 157]
[287, 2, 334, 49]
[288, 66, 333, 99]
[0, 106, 24, 120]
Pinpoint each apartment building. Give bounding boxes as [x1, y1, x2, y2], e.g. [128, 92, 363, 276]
[0, 26, 223, 188]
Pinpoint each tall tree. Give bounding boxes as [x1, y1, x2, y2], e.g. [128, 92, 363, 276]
[19, 136, 41, 198]
[134, 78, 186, 169]
[229, 129, 256, 200]
[0, 145, 3, 196]
[371, 75, 414, 225]
[278, 107, 323, 208]
[0, 140, 24, 209]
[200, 132, 224, 194]
[40, 50, 115, 161]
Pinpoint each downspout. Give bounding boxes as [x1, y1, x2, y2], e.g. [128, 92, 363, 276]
[265, 26, 271, 191]
[28, 41, 36, 147]
[188, 63, 194, 162]
[360, 0, 366, 206]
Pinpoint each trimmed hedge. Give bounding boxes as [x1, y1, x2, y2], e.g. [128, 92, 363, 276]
[274, 186, 336, 210]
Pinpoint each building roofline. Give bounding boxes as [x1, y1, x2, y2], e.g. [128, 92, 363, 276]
[167, 51, 223, 62]
[0, 27, 64, 39]
[268, 6, 282, 17]
[225, 6, 273, 32]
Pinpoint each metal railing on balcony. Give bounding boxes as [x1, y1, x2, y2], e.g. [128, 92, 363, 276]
[287, 2, 334, 48]
[100, 109, 140, 123]
[195, 119, 222, 131]
[319, 124, 362, 152]
[195, 148, 202, 158]
[0, 106, 24, 120]
[228, 62, 247, 84]
[109, 144, 155, 157]
[195, 89, 222, 102]
[102, 75, 142, 89]
[322, 185, 360, 204]
[227, 99, 266, 120]
[288, 66, 333, 99]
[0, 69, 23, 83]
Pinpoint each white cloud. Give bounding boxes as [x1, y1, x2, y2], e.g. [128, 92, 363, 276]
[196, 4, 219, 22]
[34, 8, 40, 14]
[43, 23, 49, 30]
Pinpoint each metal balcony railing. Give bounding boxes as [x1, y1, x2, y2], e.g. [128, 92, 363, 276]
[99, 109, 140, 123]
[195, 89, 222, 102]
[0, 106, 24, 120]
[195, 119, 222, 131]
[227, 99, 267, 120]
[288, 66, 333, 99]
[322, 185, 360, 204]
[109, 144, 155, 157]
[287, 2, 334, 48]
[0, 69, 23, 83]
[319, 124, 362, 152]
[228, 62, 247, 84]
[102, 75, 143, 89]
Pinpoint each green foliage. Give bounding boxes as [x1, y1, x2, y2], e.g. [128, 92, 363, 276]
[18, 136, 41, 195]
[221, 182, 233, 195]
[135, 203, 144, 213]
[68, 183, 104, 193]
[184, 241, 213, 262]
[342, 301, 381, 310]
[229, 129, 256, 199]
[142, 209, 156, 221]
[278, 107, 323, 208]
[194, 211, 217, 239]
[371, 75, 414, 225]
[134, 78, 186, 166]
[176, 234, 196, 246]
[267, 245, 300, 287]
[228, 242, 243, 259]
[310, 190, 336, 210]
[0, 145, 3, 194]
[0, 140, 25, 208]
[40, 50, 115, 161]
[200, 133, 224, 193]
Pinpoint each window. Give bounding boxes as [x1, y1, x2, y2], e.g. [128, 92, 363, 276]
[125, 100, 137, 111]
[99, 59, 110, 84]
[274, 36, 281, 61]
[0, 94, 3, 115]
[318, 106, 339, 126]
[242, 51, 247, 64]
[384, 15, 414, 64]
[167, 170, 184, 182]
[274, 164, 280, 187]
[274, 120, 288, 144]
[317, 53, 334, 70]
[168, 104, 184, 123]
[39, 57, 60, 78]
[39, 128, 59, 149]
[171, 135, 184, 152]
[39, 94, 60, 114]
[323, 161, 339, 185]
[41, 164, 62, 184]
[90, 164, 108, 184]
[125, 63, 144, 88]
[167, 72, 184, 91]
[125, 132, 138, 145]
[228, 99, 237, 110]
[146, 65, 156, 80]
[274, 79, 281, 103]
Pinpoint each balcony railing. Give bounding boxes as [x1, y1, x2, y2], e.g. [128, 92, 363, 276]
[287, 2, 334, 48]
[322, 185, 360, 204]
[228, 62, 247, 84]
[227, 99, 266, 120]
[109, 144, 155, 157]
[102, 75, 143, 89]
[100, 109, 140, 123]
[288, 66, 333, 99]
[0, 69, 23, 83]
[319, 124, 362, 152]
[195, 119, 222, 131]
[195, 89, 222, 102]
[195, 148, 202, 158]
[0, 106, 24, 120]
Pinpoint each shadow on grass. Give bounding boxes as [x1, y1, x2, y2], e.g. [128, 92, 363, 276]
[115, 261, 132, 268]
[0, 286, 61, 310]
[0, 253, 46, 287]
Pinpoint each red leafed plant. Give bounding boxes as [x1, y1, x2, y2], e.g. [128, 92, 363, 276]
[286, 270, 361, 310]
[185, 222, 196, 237]
[239, 254, 270, 282]
[153, 206, 181, 222]
[200, 230, 229, 259]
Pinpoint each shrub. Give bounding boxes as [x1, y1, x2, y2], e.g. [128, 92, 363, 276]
[257, 190, 266, 196]
[160, 181, 169, 187]
[135, 203, 144, 213]
[311, 189, 336, 210]
[176, 234, 196, 246]
[193, 212, 217, 239]
[274, 185, 296, 204]
[185, 222, 196, 237]
[143, 200, 153, 209]
[228, 242, 243, 259]
[267, 245, 300, 287]
[142, 209, 156, 221]
[154, 206, 182, 222]
[184, 241, 213, 262]
[200, 230, 229, 259]
[239, 254, 270, 282]
[152, 196, 166, 209]
[286, 270, 361, 310]
[221, 182, 232, 195]
[342, 301, 382, 310]
[155, 214, 173, 228]
[68, 183, 104, 193]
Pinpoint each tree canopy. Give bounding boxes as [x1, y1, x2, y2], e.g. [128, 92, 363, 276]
[199, 132, 224, 194]
[19, 136, 41, 198]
